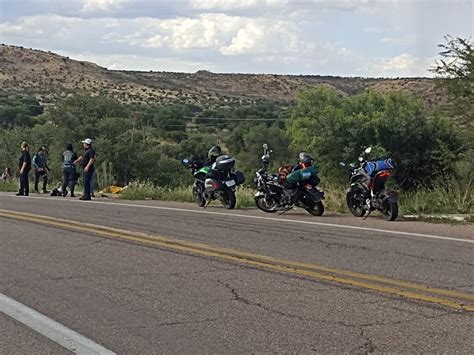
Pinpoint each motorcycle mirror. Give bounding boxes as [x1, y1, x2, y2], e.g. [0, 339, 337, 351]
[182, 158, 189, 165]
[339, 162, 346, 167]
[364, 147, 372, 154]
[358, 156, 364, 162]
[263, 143, 268, 149]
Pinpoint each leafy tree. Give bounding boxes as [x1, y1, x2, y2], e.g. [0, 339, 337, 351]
[430, 36, 473, 127]
[430, 36, 474, 191]
[227, 123, 291, 181]
[47, 94, 128, 140]
[287, 86, 464, 189]
[0, 95, 43, 128]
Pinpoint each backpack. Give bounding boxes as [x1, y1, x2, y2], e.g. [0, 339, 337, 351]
[63, 150, 74, 167]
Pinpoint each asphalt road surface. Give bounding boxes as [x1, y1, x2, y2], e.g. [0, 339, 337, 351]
[1, 192, 473, 354]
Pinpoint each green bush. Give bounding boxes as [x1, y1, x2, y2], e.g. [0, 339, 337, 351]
[287, 87, 465, 190]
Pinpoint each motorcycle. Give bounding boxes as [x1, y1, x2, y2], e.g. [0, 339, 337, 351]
[340, 147, 398, 221]
[182, 155, 245, 209]
[254, 144, 325, 216]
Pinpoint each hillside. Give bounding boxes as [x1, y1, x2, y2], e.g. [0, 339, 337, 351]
[0, 44, 443, 106]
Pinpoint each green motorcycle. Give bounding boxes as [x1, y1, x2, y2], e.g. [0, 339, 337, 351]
[182, 159, 209, 207]
[182, 156, 245, 209]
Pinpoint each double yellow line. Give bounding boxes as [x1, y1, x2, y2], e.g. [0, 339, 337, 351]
[1, 208, 473, 312]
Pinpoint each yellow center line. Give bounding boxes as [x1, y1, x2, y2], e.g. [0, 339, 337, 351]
[1, 209, 473, 312]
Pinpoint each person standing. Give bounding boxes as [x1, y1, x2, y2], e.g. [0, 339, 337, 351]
[74, 138, 96, 201]
[16, 142, 31, 196]
[32, 146, 50, 193]
[61, 143, 78, 197]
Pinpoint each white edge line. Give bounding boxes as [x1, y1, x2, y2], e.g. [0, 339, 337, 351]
[0, 293, 116, 355]
[1, 194, 473, 244]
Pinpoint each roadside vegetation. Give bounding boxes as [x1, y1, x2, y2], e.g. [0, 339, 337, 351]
[0, 36, 472, 217]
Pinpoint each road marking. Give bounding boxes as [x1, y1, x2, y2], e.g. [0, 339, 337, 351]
[1, 209, 473, 312]
[0, 293, 116, 355]
[0, 194, 473, 244]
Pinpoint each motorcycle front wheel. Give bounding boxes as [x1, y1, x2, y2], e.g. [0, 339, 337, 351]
[255, 195, 278, 213]
[222, 189, 237, 209]
[346, 190, 366, 217]
[193, 182, 206, 207]
[305, 201, 324, 216]
[381, 201, 398, 221]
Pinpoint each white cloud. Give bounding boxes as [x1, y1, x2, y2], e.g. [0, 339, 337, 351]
[82, 0, 121, 12]
[1, 1, 471, 77]
[192, 0, 264, 11]
[354, 53, 436, 77]
[383, 53, 415, 71]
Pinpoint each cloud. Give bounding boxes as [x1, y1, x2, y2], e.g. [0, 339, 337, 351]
[384, 53, 416, 71]
[0, 1, 471, 77]
[82, 0, 122, 12]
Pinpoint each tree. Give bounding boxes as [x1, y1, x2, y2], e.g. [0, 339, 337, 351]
[430, 36, 474, 191]
[47, 94, 127, 140]
[287, 86, 464, 189]
[430, 36, 473, 128]
[0, 95, 43, 128]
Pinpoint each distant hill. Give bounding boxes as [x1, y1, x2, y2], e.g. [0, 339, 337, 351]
[0, 44, 444, 106]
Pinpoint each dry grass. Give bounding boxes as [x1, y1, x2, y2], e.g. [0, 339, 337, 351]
[119, 180, 473, 217]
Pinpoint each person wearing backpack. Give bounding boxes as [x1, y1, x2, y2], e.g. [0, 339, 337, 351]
[61, 143, 78, 197]
[32, 146, 50, 193]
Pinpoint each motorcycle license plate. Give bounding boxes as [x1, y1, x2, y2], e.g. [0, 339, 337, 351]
[225, 179, 236, 187]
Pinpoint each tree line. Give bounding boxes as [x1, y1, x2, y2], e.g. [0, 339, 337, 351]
[0, 37, 471, 203]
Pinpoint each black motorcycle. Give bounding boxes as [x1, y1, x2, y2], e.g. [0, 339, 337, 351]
[254, 144, 324, 216]
[340, 147, 398, 221]
[182, 155, 245, 209]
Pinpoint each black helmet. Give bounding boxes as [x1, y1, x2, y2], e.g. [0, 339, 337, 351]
[208, 145, 222, 160]
[299, 152, 314, 166]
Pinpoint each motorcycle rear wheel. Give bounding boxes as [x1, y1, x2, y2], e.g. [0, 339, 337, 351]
[381, 201, 398, 221]
[222, 189, 237, 209]
[346, 190, 366, 217]
[305, 201, 324, 216]
[255, 195, 278, 213]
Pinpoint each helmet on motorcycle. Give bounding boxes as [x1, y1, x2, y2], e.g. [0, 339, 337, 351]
[298, 152, 314, 167]
[385, 158, 397, 170]
[208, 146, 222, 160]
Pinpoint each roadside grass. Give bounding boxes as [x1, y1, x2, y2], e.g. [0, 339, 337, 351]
[399, 182, 473, 215]
[119, 180, 473, 217]
[0, 180, 19, 192]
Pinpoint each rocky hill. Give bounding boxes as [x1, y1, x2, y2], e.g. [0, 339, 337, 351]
[0, 44, 443, 106]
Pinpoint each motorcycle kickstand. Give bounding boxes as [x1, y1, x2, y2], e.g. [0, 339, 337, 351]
[278, 205, 293, 215]
[362, 209, 372, 220]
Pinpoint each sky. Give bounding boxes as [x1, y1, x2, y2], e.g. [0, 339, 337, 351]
[0, 0, 472, 77]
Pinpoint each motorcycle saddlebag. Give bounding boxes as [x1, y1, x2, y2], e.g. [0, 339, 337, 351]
[214, 155, 235, 172]
[232, 171, 245, 185]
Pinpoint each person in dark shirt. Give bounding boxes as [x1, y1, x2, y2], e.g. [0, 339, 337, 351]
[32, 146, 50, 193]
[74, 138, 96, 201]
[61, 143, 79, 197]
[16, 142, 31, 196]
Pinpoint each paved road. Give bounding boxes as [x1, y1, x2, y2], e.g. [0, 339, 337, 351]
[0, 192, 473, 353]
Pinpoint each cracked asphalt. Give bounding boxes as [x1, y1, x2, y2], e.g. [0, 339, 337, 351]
[0, 193, 473, 353]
